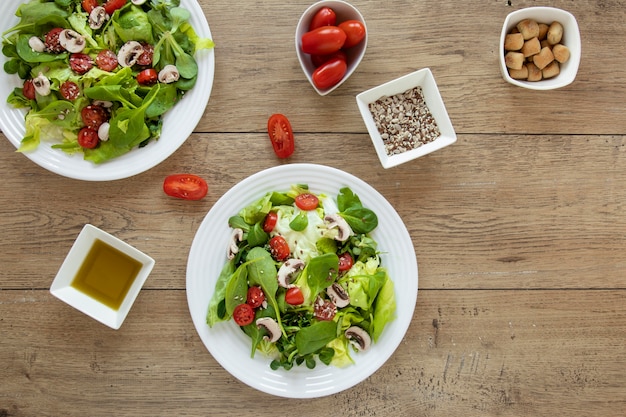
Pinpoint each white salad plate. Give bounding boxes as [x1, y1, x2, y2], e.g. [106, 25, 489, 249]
[186, 164, 418, 398]
[0, 0, 214, 181]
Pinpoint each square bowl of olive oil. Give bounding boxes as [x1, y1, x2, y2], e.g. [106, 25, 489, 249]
[50, 224, 155, 330]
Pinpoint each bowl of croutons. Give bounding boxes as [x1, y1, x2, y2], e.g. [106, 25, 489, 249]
[499, 7, 581, 90]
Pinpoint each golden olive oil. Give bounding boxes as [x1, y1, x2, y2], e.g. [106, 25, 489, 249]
[71, 239, 142, 310]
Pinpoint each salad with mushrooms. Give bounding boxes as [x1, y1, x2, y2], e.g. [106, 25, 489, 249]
[1, 0, 214, 163]
[206, 185, 396, 370]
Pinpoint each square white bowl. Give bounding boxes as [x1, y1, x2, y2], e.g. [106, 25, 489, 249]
[356, 68, 456, 169]
[50, 224, 155, 330]
[295, 0, 367, 96]
[499, 7, 581, 90]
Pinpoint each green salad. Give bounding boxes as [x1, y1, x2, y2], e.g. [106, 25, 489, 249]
[207, 185, 397, 370]
[1, 0, 214, 163]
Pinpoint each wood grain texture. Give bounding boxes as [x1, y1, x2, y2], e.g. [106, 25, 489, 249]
[1, 0, 626, 415]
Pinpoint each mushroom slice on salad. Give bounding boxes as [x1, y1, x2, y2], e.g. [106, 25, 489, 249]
[276, 258, 305, 288]
[256, 317, 281, 343]
[324, 214, 352, 241]
[345, 326, 371, 351]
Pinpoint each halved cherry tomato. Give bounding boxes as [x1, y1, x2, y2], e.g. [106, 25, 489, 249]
[44, 28, 64, 53]
[267, 114, 294, 158]
[81, 104, 108, 129]
[103, 0, 127, 15]
[338, 20, 366, 48]
[311, 49, 347, 68]
[301, 26, 346, 55]
[163, 174, 208, 201]
[309, 6, 336, 31]
[247, 286, 265, 308]
[269, 236, 290, 261]
[96, 50, 119, 71]
[285, 287, 305, 305]
[312, 57, 347, 90]
[295, 193, 319, 211]
[77, 127, 99, 149]
[137, 68, 158, 85]
[60, 81, 80, 101]
[233, 303, 255, 326]
[69, 53, 93, 75]
[82, 0, 99, 13]
[263, 212, 278, 233]
[23, 79, 36, 100]
[338, 252, 354, 271]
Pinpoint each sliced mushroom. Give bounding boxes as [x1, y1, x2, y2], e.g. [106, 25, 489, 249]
[324, 214, 352, 242]
[117, 41, 144, 67]
[326, 282, 350, 308]
[32, 73, 50, 96]
[98, 122, 110, 141]
[345, 326, 371, 351]
[226, 228, 243, 260]
[59, 29, 86, 53]
[88, 6, 108, 30]
[276, 258, 304, 288]
[256, 317, 281, 343]
[28, 36, 45, 53]
[158, 65, 180, 84]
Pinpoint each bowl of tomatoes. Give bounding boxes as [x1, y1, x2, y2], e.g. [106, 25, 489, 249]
[296, 1, 367, 96]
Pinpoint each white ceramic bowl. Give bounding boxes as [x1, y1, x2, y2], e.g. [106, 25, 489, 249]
[295, 0, 367, 95]
[50, 224, 155, 329]
[356, 68, 457, 169]
[499, 7, 581, 90]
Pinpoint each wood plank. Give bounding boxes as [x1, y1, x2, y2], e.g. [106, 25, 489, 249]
[1, 289, 624, 416]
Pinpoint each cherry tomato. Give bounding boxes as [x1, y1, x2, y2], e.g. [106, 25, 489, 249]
[246, 286, 265, 308]
[233, 303, 255, 326]
[81, 104, 108, 129]
[77, 127, 99, 149]
[44, 28, 64, 53]
[82, 0, 99, 13]
[267, 114, 294, 158]
[311, 49, 347, 68]
[295, 193, 319, 211]
[137, 43, 154, 66]
[338, 20, 366, 48]
[69, 53, 94, 75]
[301, 26, 346, 55]
[96, 50, 118, 71]
[23, 79, 36, 100]
[309, 6, 336, 31]
[312, 57, 347, 90]
[137, 68, 158, 86]
[338, 252, 354, 271]
[314, 298, 337, 321]
[163, 174, 208, 201]
[103, 0, 127, 15]
[60, 81, 80, 101]
[263, 212, 278, 233]
[268, 236, 290, 261]
[285, 287, 305, 305]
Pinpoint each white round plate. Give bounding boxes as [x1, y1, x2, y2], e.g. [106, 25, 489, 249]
[0, 0, 214, 181]
[186, 164, 418, 398]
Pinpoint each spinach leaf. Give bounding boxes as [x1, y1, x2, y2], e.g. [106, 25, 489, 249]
[340, 207, 378, 234]
[289, 212, 308, 231]
[246, 247, 284, 336]
[224, 264, 249, 317]
[295, 321, 337, 356]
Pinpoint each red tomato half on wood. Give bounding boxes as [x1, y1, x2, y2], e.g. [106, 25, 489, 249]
[301, 26, 346, 55]
[338, 20, 366, 48]
[309, 7, 337, 31]
[163, 174, 208, 201]
[312, 57, 347, 90]
[267, 114, 294, 158]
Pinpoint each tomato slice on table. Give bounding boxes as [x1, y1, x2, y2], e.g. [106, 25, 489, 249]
[309, 6, 337, 31]
[247, 286, 265, 308]
[269, 236, 290, 261]
[263, 211, 278, 233]
[285, 287, 305, 305]
[295, 193, 319, 211]
[267, 114, 294, 158]
[163, 174, 208, 201]
[233, 303, 255, 326]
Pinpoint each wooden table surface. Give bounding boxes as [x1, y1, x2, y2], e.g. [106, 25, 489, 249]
[2, 0, 625, 415]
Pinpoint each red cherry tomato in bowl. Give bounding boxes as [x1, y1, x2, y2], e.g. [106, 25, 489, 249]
[301, 26, 346, 55]
[233, 303, 255, 326]
[163, 174, 208, 201]
[311, 49, 347, 68]
[267, 114, 294, 158]
[338, 20, 366, 48]
[309, 6, 337, 31]
[295, 193, 319, 211]
[312, 57, 347, 90]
